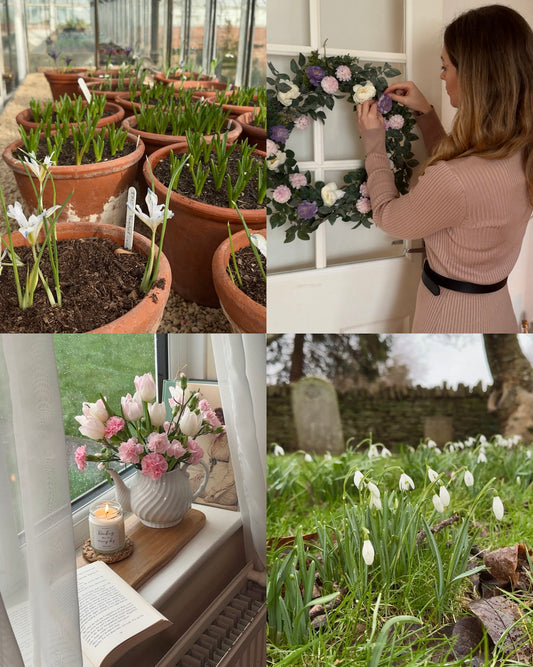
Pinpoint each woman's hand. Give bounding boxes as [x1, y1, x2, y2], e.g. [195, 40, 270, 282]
[384, 81, 432, 114]
[356, 100, 384, 132]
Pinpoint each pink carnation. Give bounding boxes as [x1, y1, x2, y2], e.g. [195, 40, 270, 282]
[75, 445, 87, 471]
[356, 197, 372, 214]
[147, 431, 170, 454]
[335, 65, 351, 82]
[387, 114, 405, 130]
[118, 437, 144, 464]
[104, 416, 125, 440]
[273, 184, 291, 204]
[359, 182, 369, 197]
[293, 115, 309, 131]
[141, 452, 168, 480]
[199, 400, 221, 428]
[186, 439, 204, 466]
[289, 173, 307, 189]
[266, 139, 278, 158]
[320, 76, 339, 95]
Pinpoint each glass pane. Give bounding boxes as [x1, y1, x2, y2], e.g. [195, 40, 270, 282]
[320, 0, 405, 54]
[1, 0, 18, 92]
[323, 168, 404, 264]
[251, 0, 266, 86]
[267, 0, 310, 46]
[215, 0, 242, 82]
[190, 0, 207, 72]
[54, 334, 156, 502]
[268, 198, 317, 273]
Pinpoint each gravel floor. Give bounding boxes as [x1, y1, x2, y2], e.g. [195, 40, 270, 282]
[0, 73, 231, 333]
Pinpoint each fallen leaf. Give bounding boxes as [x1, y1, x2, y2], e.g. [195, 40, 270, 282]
[450, 616, 487, 659]
[483, 544, 518, 584]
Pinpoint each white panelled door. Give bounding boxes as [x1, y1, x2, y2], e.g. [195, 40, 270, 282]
[267, 0, 444, 333]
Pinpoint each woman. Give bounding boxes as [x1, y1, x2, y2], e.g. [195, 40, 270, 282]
[357, 4, 533, 333]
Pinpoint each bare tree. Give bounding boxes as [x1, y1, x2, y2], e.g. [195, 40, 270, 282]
[483, 334, 533, 440]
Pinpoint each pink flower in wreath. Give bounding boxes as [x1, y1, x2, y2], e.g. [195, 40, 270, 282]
[320, 76, 339, 94]
[118, 437, 144, 464]
[187, 439, 204, 466]
[104, 416, 125, 440]
[141, 452, 168, 480]
[387, 114, 405, 130]
[289, 173, 307, 189]
[273, 185, 292, 204]
[147, 431, 170, 454]
[336, 65, 351, 81]
[266, 139, 278, 157]
[75, 445, 87, 471]
[359, 182, 369, 197]
[356, 197, 372, 214]
[293, 115, 309, 130]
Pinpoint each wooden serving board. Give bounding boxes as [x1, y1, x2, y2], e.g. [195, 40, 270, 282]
[77, 508, 206, 589]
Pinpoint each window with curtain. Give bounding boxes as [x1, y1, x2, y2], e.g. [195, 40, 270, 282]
[0, 333, 265, 664]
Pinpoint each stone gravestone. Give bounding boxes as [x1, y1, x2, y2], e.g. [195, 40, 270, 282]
[424, 415, 453, 447]
[291, 377, 344, 455]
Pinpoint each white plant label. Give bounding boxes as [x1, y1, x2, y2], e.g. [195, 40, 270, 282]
[124, 187, 136, 250]
[78, 77, 92, 103]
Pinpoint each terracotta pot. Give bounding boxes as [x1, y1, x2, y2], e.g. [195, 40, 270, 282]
[15, 102, 125, 132]
[212, 227, 266, 333]
[122, 114, 242, 155]
[3, 134, 145, 226]
[153, 72, 223, 91]
[43, 68, 88, 100]
[86, 81, 134, 101]
[3, 221, 171, 333]
[237, 110, 266, 151]
[143, 143, 266, 307]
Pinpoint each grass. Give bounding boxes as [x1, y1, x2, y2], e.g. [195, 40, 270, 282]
[267, 434, 533, 666]
[53, 334, 155, 499]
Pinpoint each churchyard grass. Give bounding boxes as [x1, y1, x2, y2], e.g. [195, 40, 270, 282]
[267, 435, 533, 665]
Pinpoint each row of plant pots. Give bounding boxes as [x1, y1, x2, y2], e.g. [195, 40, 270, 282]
[2, 69, 266, 333]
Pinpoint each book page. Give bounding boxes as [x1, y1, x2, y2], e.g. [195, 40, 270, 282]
[78, 561, 171, 667]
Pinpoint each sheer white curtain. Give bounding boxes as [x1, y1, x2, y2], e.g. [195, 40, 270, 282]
[0, 334, 82, 666]
[211, 334, 266, 571]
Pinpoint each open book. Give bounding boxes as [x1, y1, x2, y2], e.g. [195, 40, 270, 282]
[79, 560, 171, 667]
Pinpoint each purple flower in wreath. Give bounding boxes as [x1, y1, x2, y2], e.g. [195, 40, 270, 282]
[377, 94, 393, 115]
[305, 65, 325, 86]
[297, 200, 319, 219]
[270, 124, 290, 143]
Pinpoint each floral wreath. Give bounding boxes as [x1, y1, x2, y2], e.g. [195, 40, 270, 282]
[266, 49, 419, 243]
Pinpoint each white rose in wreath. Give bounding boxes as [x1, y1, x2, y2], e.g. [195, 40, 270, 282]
[321, 182, 345, 206]
[267, 149, 288, 171]
[277, 82, 300, 106]
[352, 80, 376, 104]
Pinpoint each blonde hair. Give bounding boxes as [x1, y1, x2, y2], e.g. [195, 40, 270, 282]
[427, 5, 533, 204]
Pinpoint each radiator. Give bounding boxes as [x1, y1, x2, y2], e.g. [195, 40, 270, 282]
[156, 564, 266, 667]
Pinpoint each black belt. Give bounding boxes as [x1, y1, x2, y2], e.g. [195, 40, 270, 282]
[422, 260, 507, 296]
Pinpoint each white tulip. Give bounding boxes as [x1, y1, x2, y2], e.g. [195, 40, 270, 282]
[362, 539, 375, 565]
[148, 401, 167, 427]
[179, 407, 203, 437]
[492, 496, 504, 521]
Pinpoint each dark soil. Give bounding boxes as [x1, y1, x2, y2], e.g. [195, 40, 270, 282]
[0, 237, 154, 332]
[153, 150, 263, 210]
[14, 136, 135, 167]
[229, 245, 266, 306]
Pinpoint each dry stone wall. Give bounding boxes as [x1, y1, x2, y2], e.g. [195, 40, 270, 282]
[267, 382, 499, 452]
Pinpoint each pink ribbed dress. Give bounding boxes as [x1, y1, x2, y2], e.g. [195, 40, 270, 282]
[362, 110, 532, 333]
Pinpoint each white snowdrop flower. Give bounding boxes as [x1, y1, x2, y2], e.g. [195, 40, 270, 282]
[362, 539, 375, 565]
[427, 439, 437, 449]
[477, 450, 487, 464]
[432, 494, 444, 513]
[448, 444, 455, 453]
[273, 444, 285, 456]
[399, 473, 415, 491]
[369, 494, 382, 511]
[492, 496, 504, 521]
[526, 450, 531, 459]
[304, 453, 313, 462]
[517, 476, 521, 486]
[434, 447, 442, 455]
[439, 485, 450, 509]
[367, 482, 380, 499]
[380, 446, 392, 458]
[368, 444, 380, 458]
[324, 452, 332, 460]
[479, 435, 488, 446]
[353, 470, 365, 489]
[427, 468, 439, 483]
[464, 470, 474, 488]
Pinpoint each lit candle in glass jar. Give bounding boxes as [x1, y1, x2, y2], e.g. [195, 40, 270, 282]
[89, 500, 126, 553]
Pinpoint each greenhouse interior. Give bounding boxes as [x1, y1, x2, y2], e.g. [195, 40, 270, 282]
[0, 0, 266, 335]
